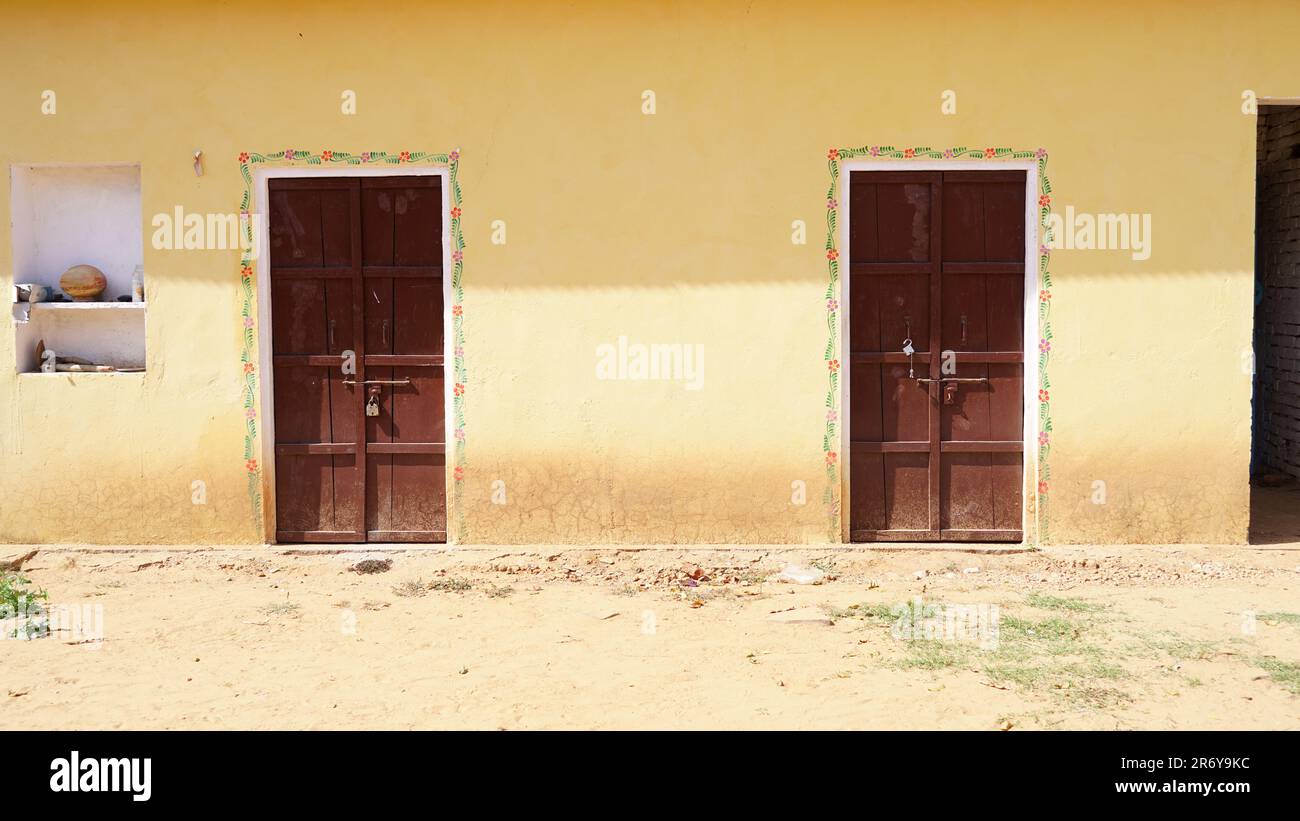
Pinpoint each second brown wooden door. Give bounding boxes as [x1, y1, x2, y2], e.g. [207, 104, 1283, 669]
[269, 175, 446, 543]
[848, 170, 1026, 542]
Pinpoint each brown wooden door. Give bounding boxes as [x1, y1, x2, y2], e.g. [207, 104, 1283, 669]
[269, 176, 446, 543]
[848, 170, 1025, 542]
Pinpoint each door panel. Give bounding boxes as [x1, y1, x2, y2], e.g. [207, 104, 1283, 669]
[849, 170, 1026, 542]
[359, 177, 445, 542]
[270, 175, 445, 543]
[269, 179, 362, 542]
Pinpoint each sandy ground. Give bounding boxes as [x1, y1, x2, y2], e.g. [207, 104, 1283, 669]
[2, 536, 1298, 730]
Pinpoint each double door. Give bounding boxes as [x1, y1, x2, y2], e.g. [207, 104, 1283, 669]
[848, 170, 1026, 542]
[269, 176, 446, 543]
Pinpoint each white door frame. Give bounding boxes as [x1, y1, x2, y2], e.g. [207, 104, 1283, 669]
[252, 165, 453, 544]
[838, 160, 1040, 544]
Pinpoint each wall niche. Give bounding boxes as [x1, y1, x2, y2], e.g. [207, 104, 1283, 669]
[10, 163, 146, 374]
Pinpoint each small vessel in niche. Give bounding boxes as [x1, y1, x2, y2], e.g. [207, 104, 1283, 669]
[59, 264, 107, 302]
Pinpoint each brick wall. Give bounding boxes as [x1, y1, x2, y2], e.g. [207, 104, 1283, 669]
[1255, 105, 1300, 479]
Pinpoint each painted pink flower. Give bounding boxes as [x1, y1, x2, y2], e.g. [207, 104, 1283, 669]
[321, 150, 333, 161]
[454, 346, 464, 358]
[449, 149, 460, 161]
[240, 266, 253, 279]
[454, 427, 465, 441]
[1038, 194, 1051, 207]
[827, 148, 839, 160]
[1039, 290, 1051, 302]
[452, 305, 463, 317]
[1037, 480, 1049, 494]
[826, 298, 839, 311]
[245, 408, 256, 420]
[825, 451, 838, 466]
[1038, 431, 1050, 445]
[827, 359, 840, 372]
[243, 316, 254, 328]
[454, 383, 465, 396]
[826, 248, 839, 261]
[284, 150, 296, 160]
[453, 466, 464, 481]
[827, 409, 839, 422]
[399, 151, 411, 162]
[1039, 244, 1051, 256]
[450, 206, 462, 219]
[1038, 389, 1050, 403]
[243, 363, 255, 374]
[238, 152, 249, 163]
[360, 152, 371, 163]
[1039, 338, 1051, 353]
[983, 148, 997, 158]
[827, 198, 837, 210]
[452, 250, 463, 262]
[1035, 148, 1047, 159]
[943, 149, 954, 159]
[903, 148, 916, 159]
[246, 459, 259, 473]
[869, 146, 881, 157]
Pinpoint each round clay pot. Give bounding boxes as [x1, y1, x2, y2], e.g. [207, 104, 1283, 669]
[59, 264, 108, 302]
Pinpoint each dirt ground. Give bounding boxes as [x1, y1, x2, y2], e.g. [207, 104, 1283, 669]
[2, 534, 1298, 730]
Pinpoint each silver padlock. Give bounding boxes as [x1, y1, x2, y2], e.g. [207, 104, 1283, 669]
[365, 394, 380, 417]
[902, 337, 916, 379]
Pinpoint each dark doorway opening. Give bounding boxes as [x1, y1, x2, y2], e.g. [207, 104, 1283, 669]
[1251, 105, 1300, 545]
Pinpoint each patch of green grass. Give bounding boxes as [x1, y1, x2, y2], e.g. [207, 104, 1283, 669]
[1062, 685, 1132, 710]
[1258, 611, 1300, 626]
[1026, 592, 1106, 613]
[258, 600, 300, 617]
[0, 571, 48, 639]
[484, 584, 515, 598]
[898, 639, 969, 670]
[1141, 635, 1221, 662]
[825, 601, 915, 622]
[982, 610, 1127, 699]
[429, 578, 473, 592]
[1061, 659, 1127, 681]
[999, 615, 1093, 657]
[1254, 658, 1300, 695]
[836, 597, 1132, 707]
[982, 664, 1047, 688]
[392, 579, 427, 598]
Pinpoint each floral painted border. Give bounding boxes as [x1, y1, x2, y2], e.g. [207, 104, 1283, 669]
[237, 149, 467, 541]
[824, 145, 1053, 546]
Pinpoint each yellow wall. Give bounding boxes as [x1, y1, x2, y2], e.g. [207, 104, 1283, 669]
[1, 0, 1293, 545]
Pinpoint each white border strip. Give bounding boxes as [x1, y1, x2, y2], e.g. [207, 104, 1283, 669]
[838, 160, 1039, 544]
[252, 165, 452, 544]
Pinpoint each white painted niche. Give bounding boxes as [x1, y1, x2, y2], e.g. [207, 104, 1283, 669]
[10, 164, 146, 373]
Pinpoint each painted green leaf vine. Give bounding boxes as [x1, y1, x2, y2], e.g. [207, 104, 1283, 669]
[236, 149, 467, 540]
[824, 145, 1053, 545]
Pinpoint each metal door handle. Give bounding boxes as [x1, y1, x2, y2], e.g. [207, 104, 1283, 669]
[342, 378, 412, 386]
